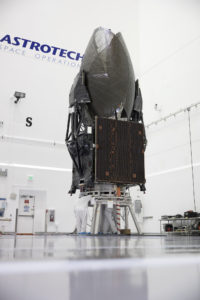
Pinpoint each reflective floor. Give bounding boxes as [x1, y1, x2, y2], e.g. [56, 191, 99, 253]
[0, 234, 200, 300]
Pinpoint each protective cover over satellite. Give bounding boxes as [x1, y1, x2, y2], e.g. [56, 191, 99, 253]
[66, 27, 146, 194]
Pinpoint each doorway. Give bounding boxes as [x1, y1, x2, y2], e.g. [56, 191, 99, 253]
[17, 194, 35, 234]
[16, 190, 46, 234]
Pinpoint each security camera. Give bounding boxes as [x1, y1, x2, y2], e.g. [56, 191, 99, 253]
[14, 91, 26, 104]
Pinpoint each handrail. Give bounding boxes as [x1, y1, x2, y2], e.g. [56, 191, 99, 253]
[146, 101, 200, 128]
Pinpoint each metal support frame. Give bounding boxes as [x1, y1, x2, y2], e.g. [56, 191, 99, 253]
[90, 196, 142, 235]
[91, 203, 101, 234]
[125, 207, 129, 229]
[128, 203, 142, 235]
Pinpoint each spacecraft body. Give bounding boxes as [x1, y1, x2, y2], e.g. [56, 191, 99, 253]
[66, 27, 146, 195]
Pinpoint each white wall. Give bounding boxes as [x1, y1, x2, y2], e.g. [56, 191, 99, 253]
[143, 108, 200, 232]
[139, 0, 200, 232]
[0, 0, 200, 233]
[139, 0, 200, 123]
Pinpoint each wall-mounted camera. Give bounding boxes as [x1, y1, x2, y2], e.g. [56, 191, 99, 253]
[14, 91, 26, 104]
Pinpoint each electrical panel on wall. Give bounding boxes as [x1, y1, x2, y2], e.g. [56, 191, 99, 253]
[0, 198, 7, 217]
[0, 169, 8, 177]
[48, 210, 55, 223]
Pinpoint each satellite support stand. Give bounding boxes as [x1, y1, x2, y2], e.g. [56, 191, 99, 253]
[128, 203, 142, 234]
[125, 206, 129, 229]
[91, 203, 101, 234]
[90, 194, 142, 235]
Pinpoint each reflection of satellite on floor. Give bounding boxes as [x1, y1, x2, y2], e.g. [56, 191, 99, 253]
[65, 27, 147, 234]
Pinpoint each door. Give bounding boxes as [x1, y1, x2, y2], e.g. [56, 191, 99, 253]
[17, 194, 35, 234]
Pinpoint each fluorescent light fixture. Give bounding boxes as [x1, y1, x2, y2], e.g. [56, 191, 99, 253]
[147, 162, 200, 178]
[0, 162, 199, 177]
[0, 162, 71, 172]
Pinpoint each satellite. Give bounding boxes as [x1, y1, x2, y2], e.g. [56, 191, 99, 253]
[65, 27, 146, 234]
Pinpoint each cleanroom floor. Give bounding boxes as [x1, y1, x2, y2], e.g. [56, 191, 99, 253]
[0, 234, 200, 300]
